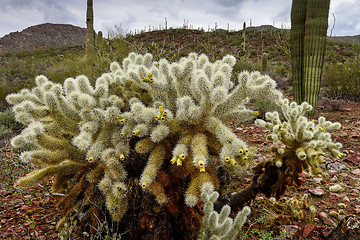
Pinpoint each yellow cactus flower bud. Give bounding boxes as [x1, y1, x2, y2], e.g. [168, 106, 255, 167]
[117, 114, 124, 119]
[149, 78, 154, 83]
[120, 119, 125, 124]
[238, 149, 244, 155]
[142, 77, 149, 82]
[160, 116, 166, 121]
[338, 153, 344, 158]
[132, 129, 140, 135]
[242, 156, 248, 161]
[179, 154, 186, 160]
[120, 154, 125, 161]
[159, 105, 165, 115]
[170, 157, 177, 164]
[321, 127, 326, 132]
[88, 157, 94, 163]
[230, 158, 237, 166]
[162, 111, 167, 116]
[155, 115, 161, 120]
[120, 132, 126, 137]
[142, 182, 147, 189]
[244, 148, 249, 153]
[312, 119, 315, 122]
[148, 73, 153, 78]
[224, 156, 230, 163]
[198, 160, 205, 172]
[252, 111, 259, 116]
[176, 158, 182, 166]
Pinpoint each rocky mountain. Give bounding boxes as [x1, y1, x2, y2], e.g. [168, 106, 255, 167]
[0, 23, 86, 53]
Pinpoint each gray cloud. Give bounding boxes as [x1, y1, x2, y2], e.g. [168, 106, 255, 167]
[0, 0, 359, 38]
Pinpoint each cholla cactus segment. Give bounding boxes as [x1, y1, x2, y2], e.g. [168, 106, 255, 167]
[200, 186, 251, 240]
[255, 99, 342, 175]
[7, 52, 284, 228]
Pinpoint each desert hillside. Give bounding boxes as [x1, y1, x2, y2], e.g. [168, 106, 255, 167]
[0, 23, 86, 53]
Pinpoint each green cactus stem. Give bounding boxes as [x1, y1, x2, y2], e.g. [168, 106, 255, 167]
[290, 0, 330, 118]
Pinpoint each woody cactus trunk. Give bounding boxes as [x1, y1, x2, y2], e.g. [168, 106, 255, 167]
[290, 0, 330, 118]
[7, 52, 342, 239]
[85, 0, 95, 62]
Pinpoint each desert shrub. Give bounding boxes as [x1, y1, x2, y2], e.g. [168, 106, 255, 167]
[322, 57, 360, 101]
[0, 108, 24, 131]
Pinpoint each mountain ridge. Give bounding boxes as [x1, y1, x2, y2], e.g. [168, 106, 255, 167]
[0, 23, 359, 54]
[0, 23, 86, 53]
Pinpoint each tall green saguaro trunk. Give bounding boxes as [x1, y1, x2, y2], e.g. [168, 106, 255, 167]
[86, 0, 95, 61]
[290, 0, 330, 118]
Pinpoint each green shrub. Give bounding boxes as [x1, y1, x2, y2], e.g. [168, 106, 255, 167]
[0, 108, 24, 131]
[322, 57, 360, 101]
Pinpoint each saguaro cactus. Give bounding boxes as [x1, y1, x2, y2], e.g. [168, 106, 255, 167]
[85, 0, 95, 61]
[290, 0, 330, 118]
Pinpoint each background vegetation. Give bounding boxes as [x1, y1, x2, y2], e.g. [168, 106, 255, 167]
[1, 26, 359, 112]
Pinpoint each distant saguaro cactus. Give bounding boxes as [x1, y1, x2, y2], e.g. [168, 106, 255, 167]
[290, 0, 330, 118]
[85, 0, 95, 61]
[97, 30, 104, 49]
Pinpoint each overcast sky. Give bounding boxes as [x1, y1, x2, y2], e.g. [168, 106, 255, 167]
[1, 0, 359, 38]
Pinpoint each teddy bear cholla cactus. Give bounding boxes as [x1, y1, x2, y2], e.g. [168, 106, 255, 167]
[200, 182, 251, 240]
[7, 52, 283, 237]
[214, 99, 343, 212]
[255, 99, 342, 176]
[105, 52, 283, 208]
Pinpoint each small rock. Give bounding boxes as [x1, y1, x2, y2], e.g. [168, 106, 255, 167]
[351, 169, 360, 175]
[345, 155, 360, 166]
[329, 175, 338, 182]
[342, 196, 350, 202]
[352, 188, 360, 193]
[326, 162, 348, 171]
[321, 229, 331, 238]
[329, 193, 341, 201]
[280, 225, 300, 238]
[309, 187, 325, 196]
[19, 205, 31, 211]
[318, 212, 327, 220]
[299, 172, 309, 178]
[318, 212, 337, 227]
[313, 177, 322, 184]
[303, 223, 317, 238]
[311, 236, 321, 240]
[329, 184, 343, 193]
